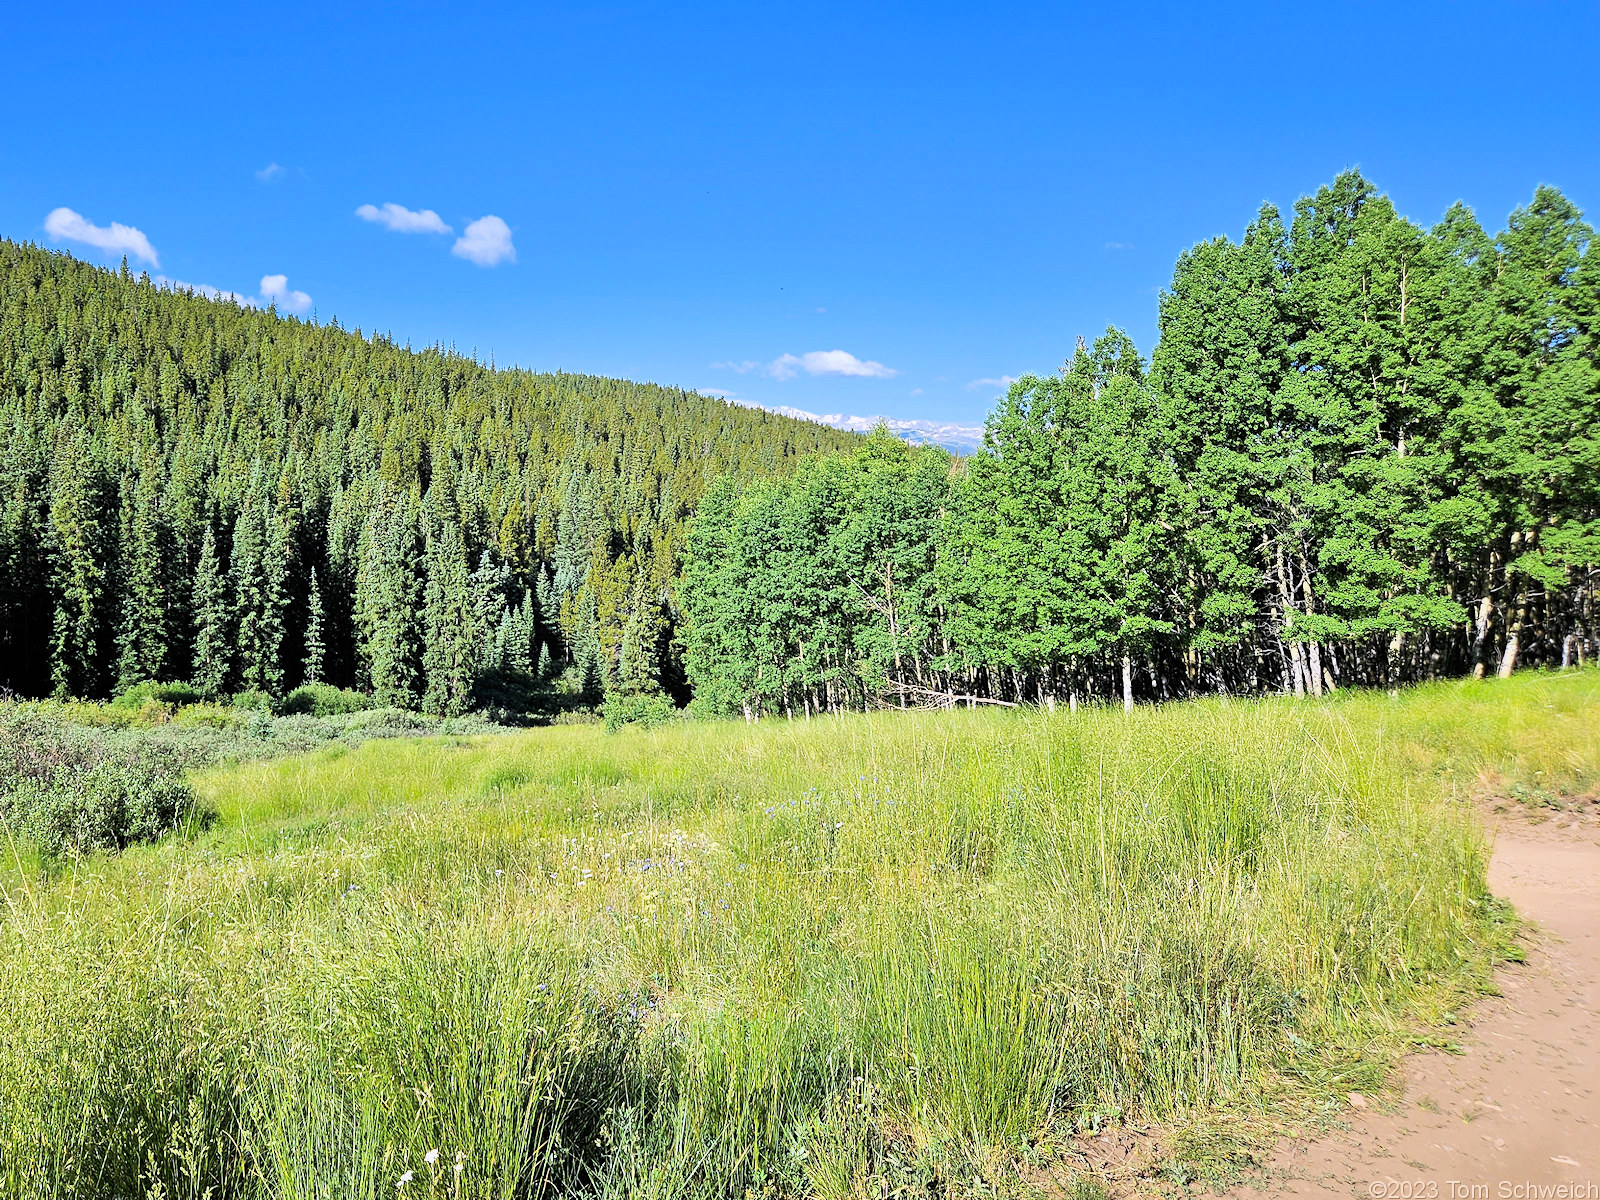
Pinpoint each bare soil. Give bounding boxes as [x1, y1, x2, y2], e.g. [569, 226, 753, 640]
[1232, 804, 1600, 1198]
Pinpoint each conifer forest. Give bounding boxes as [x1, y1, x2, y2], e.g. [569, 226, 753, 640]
[1, 171, 1595, 716]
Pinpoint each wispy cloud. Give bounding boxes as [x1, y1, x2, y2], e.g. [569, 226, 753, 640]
[452, 215, 515, 266]
[44, 207, 159, 266]
[1104, 241, 1132, 250]
[770, 350, 896, 380]
[966, 375, 1017, 391]
[259, 274, 312, 315]
[713, 350, 897, 380]
[256, 163, 286, 183]
[356, 202, 452, 235]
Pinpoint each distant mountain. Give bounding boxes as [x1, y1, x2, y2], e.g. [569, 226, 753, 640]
[718, 400, 986, 454]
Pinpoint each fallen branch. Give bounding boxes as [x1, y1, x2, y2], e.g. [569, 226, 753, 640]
[894, 682, 1019, 708]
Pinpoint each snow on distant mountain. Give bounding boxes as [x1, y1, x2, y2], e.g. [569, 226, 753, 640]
[773, 407, 986, 454]
[706, 395, 986, 454]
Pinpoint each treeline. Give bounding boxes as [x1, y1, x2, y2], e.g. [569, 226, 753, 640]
[0, 240, 857, 708]
[682, 173, 1598, 714]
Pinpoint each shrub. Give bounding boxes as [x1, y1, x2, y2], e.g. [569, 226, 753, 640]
[339, 708, 437, 739]
[171, 703, 247, 730]
[0, 708, 213, 857]
[111, 682, 203, 709]
[278, 683, 373, 717]
[229, 689, 275, 713]
[601, 690, 678, 733]
[2, 762, 208, 857]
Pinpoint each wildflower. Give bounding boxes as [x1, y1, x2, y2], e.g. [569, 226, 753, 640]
[495, 868, 504, 876]
[398, 1170, 413, 1187]
[425, 1149, 439, 1165]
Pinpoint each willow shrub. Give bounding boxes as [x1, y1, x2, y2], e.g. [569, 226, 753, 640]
[3, 672, 1590, 1199]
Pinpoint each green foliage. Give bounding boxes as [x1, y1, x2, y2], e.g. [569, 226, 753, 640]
[229, 688, 274, 712]
[189, 526, 231, 701]
[684, 174, 1597, 714]
[0, 707, 211, 857]
[2, 761, 204, 858]
[0, 239, 853, 704]
[278, 682, 373, 717]
[111, 680, 203, 708]
[600, 689, 677, 731]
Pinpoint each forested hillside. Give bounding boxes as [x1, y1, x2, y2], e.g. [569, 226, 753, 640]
[0, 241, 857, 706]
[684, 172, 1598, 714]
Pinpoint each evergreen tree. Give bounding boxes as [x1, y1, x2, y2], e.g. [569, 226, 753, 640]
[303, 567, 326, 683]
[190, 526, 231, 700]
[356, 493, 423, 707]
[47, 432, 109, 699]
[113, 458, 169, 690]
[421, 518, 480, 716]
[232, 495, 288, 694]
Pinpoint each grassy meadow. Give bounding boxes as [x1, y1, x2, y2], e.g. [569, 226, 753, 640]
[3, 672, 1597, 1199]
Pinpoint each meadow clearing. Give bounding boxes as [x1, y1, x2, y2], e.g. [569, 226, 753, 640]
[2, 672, 1596, 1199]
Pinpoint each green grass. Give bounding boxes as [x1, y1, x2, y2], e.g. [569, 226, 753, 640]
[2, 671, 1595, 1199]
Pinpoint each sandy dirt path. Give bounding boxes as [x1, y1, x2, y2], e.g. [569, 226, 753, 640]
[1237, 813, 1600, 1199]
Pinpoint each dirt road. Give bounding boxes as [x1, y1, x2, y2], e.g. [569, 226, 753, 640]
[1243, 812, 1600, 1198]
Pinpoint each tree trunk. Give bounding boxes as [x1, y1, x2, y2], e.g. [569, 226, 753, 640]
[1498, 577, 1526, 679]
[1296, 551, 1324, 696]
[1275, 543, 1305, 695]
[1497, 631, 1519, 678]
[1471, 592, 1494, 680]
[1121, 654, 1133, 713]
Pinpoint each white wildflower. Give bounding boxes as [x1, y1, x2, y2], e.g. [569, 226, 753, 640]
[425, 1149, 439, 1164]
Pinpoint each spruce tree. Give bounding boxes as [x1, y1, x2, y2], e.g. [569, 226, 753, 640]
[303, 567, 326, 684]
[47, 432, 109, 699]
[190, 526, 231, 699]
[232, 497, 288, 695]
[113, 461, 169, 691]
[356, 492, 423, 707]
[421, 520, 479, 716]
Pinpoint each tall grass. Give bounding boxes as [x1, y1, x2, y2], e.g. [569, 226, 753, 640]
[3, 672, 1593, 1199]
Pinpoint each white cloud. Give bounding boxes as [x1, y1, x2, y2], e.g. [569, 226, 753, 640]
[710, 360, 764, 374]
[256, 163, 286, 183]
[452, 215, 515, 266]
[43, 207, 159, 266]
[259, 274, 312, 315]
[966, 375, 1017, 391]
[356, 202, 452, 235]
[1104, 241, 1132, 250]
[769, 349, 896, 380]
[909, 387, 924, 396]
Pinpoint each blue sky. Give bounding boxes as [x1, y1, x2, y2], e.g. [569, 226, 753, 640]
[3, 1, 1596, 428]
